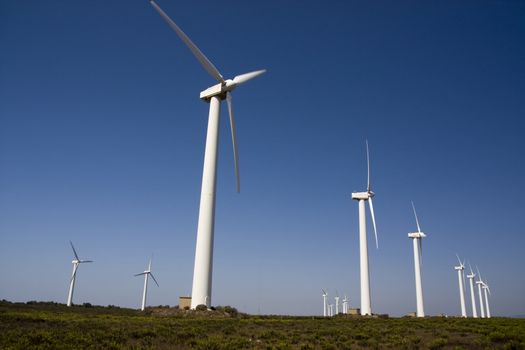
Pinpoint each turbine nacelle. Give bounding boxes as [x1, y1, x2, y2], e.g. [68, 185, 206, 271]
[455, 265, 465, 271]
[200, 70, 266, 101]
[351, 191, 373, 200]
[408, 232, 426, 238]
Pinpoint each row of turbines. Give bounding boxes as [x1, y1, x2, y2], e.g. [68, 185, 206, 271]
[322, 290, 349, 317]
[66, 241, 158, 311]
[455, 256, 492, 318]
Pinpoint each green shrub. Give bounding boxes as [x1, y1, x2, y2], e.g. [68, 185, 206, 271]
[195, 304, 208, 311]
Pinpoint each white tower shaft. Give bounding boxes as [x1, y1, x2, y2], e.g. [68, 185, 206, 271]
[191, 96, 221, 309]
[483, 288, 491, 318]
[335, 297, 339, 315]
[412, 238, 425, 317]
[358, 199, 372, 316]
[67, 263, 79, 307]
[468, 276, 478, 318]
[323, 295, 327, 317]
[457, 269, 466, 317]
[141, 273, 149, 311]
[477, 283, 486, 318]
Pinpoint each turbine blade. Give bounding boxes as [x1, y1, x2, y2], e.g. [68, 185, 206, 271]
[418, 238, 423, 265]
[366, 140, 371, 192]
[148, 257, 152, 271]
[80, 260, 93, 263]
[411, 201, 422, 233]
[368, 197, 378, 249]
[149, 0, 224, 83]
[134, 272, 147, 276]
[468, 262, 475, 276]
[232, 70, 266, 85]
[69, 241, 79, 261]
[70, 266, 78, 283]
[150, 273, 160, 287]
[476, 266, 482, 281]
[322, 289, 326, 295]
[456, 253, 462, 267]
[226, 92, 240, 193]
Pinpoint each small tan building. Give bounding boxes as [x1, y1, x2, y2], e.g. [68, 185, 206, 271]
[179, 296, 191, 309]
[348, 308, 361, 315]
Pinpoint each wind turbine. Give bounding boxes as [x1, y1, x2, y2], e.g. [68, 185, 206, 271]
[466, 263, 478, 318]
[342, 295, 349, 314]
[408, 201, 426, 317]
[482, 278, 492, 318]
[67, 241, 93, 307]
[322, 289, 328, 317]
[454, 254, 467, 317]
[149, 1, 265, 309]
[351, 140, 378, 316]
[329, 304, 334, 317]
[476, 266, 486, 318]
[134, 257, 159, 311]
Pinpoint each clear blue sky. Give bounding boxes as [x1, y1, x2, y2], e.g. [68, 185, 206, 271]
[1, 0, 524, 316]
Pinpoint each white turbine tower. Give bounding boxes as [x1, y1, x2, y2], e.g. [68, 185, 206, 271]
[454, 254, 467, 317]
[329, 304, 334, 317]
[481, 276, 492, 318]
[466, 263, 478, 318]
[134, 257, 159, 311]
[408, 201, 426, 317]
[335, 292, 340, 315]
[67, 241, 93, 307]
[476, 266, 486, 318]
[322, 289, 328, 317]
[342, 295, 349, 314]
[150, 1, 265, 309]
[351, 140, 378, 316]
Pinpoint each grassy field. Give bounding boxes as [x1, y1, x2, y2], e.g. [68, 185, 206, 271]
[1, 300, 524, 349]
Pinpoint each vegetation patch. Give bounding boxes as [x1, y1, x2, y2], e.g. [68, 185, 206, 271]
[1, 300, 524, 349]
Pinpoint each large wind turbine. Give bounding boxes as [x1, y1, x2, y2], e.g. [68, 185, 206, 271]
[134, 257, 159, 311]
[351, 140, 378, 316]
[476, 266, 486, 318]
[466, 263, 478, 318]
[322, 289, 328, 317]
[149, 1, 265, 309]
[408, 201, 426, 317]
[67, 241, 93, 307]
[454, 254, 467, 317]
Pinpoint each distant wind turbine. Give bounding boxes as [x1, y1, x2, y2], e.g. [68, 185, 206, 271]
[342, 295, 349, 314]
[134, 257, 159, 311]
[149, 1, 265, 309]
[482, 278, 492, 318]
[408, 201, 426, 317]
[454, 254, 467, 317]
[335, 292, 340, 315]
[351, 140, 378, 316]
[322, 289, 328, 317]
[476, 266, 486, 318]
[466, 263, 478, 318]
[67, 241, 93, 307]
